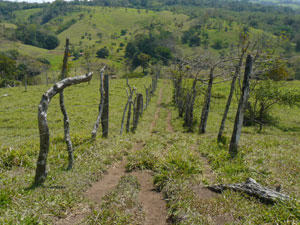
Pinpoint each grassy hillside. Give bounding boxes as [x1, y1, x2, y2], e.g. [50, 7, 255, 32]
[0, 78, 299, 224]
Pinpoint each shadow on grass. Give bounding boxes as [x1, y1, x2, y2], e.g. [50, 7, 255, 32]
[25, 183, 66, 191]
[275, 125, 300, 133]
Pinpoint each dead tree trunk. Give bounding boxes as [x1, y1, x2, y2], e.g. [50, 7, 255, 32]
[144, 85, 149, 110]
[101, 74, 109, 138]
[218, 52, 245, 142]
[208, 178, 292, 203]
[120, 78, 136, 135]
[120, 89, 130, 135]
[185, 77, 198, 131]
[229, 55, 253, 158]
[126, 96, 133, 133]
[132, 93, 143, 132]
[199, 68, 214, 134]
[59, 37, 73, 170]
[34, 73, 93, 186]
[91, 66, 106, 140]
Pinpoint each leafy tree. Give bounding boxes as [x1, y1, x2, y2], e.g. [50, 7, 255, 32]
[44, 34, 59, 50]
[266, 60, 289, 81]
[211, 39, 223, 50]
[96, 47, 109, 58]
[0, 53, 16, 87]
[16, 24, 59, 50]
[245, 80, 300, 131]
[137, 53, 150, 73]
[189, 35, 201, 47]
[156, 46, 172, 65]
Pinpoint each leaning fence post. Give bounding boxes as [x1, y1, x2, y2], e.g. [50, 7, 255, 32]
[229, 55, 253, 158]
[91, 66, 106, 140]
[34, 73, 93, 186]
[101, 74, 109, 138]
[59, 37, 74, 170]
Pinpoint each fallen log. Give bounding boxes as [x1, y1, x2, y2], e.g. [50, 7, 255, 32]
[208, 178, 292, 203]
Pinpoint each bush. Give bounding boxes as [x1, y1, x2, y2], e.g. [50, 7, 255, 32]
[96, 47, 109, 58]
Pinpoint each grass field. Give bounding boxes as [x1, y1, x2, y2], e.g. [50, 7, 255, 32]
[0, 76, 299, 224]
[1, 4, 300, 224]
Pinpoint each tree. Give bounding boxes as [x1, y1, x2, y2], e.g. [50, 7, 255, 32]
[189, 35, 201, 47]
[137, 53, 150, 73]
[0, 53, 16, 87]
[265, 59, 289, 81]
[244, 79, 300, 131]
[44, 34, 60, 50]
[96, 47, 109, 58]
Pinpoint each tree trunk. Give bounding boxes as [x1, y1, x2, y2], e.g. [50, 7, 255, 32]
[218, 53, 244, 142]
[34, 73, 93, 186]
[187, 78, 198, 131]
[132, 93, 143, 132]
[229, 55, 253, 158]
[59, 38, 73, 169]
[126, 99, 133, 133]
[101, 74, 109, 138]
[199, 69, 214, 134]
[91, 66, 106, 140]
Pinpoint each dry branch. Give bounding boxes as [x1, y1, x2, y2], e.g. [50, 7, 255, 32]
[34, 73, 93, 186]
[208, 178, 292, 203]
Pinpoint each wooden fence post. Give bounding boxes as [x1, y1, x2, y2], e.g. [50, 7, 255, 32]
[229, 55, 253, 158]
[34, 73, 93, 186]
[91, 66, 106, 140]
[59, 37, 74, 170]
[132, 93, 143, 132]
[101, 74, 109, 138]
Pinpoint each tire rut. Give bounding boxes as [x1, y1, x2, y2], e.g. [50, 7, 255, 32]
[150, 88, 163, 133]
[56, 87, 168, 225]
[132, 171, 168, 225]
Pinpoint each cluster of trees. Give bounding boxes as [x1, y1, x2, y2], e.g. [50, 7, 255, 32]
[0, 50, 48, 87]
[125, 30, 173, 72]
[16, 24, 59, 50]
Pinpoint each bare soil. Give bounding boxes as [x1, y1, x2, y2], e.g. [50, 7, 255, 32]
[150, 88, 163, 133]
[55, 161, 127, 225]
[166, 111, 174, 133]
[56, 88, 169, 225]
[133, 171, 169, 225]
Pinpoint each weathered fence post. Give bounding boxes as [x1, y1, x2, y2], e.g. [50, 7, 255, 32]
[229, 55, 253, 158]
[199, 68, 214, 134]
[144, 85, 148, 110]
[218, 51, 246, 142]
[45, 69, 49, 86]
[59, 37, 73, 170]
[34, 73, 93, 186]
[91, 66, 106, 140]
[101, 74, 109, 138]
[132, 93, 143, 132]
